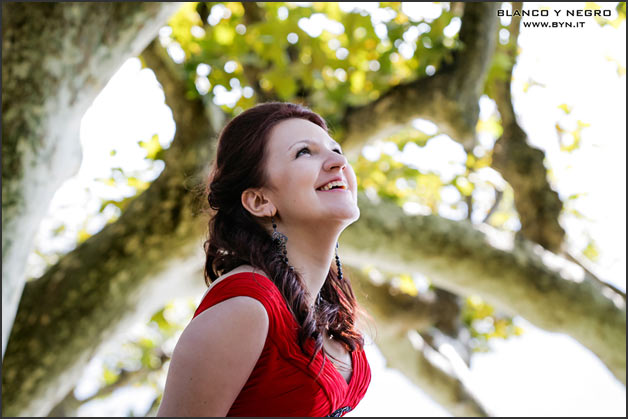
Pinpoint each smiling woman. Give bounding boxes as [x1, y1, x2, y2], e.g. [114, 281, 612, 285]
[156, 102, 371, 417]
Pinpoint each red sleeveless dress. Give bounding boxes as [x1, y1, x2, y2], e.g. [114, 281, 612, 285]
[193, 272, 371, 417]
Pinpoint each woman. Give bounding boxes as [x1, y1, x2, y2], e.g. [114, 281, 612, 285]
[157, 102, 372, 417]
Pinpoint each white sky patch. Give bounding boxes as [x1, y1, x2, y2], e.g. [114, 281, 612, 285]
[402, 201, 432, 216]
[190, 25, 205, 39]
[361, 144, 381, 161]
[278, 6, 289, 21]
[403, 25, 420, 44]
[298, 13, 344, 38]
[440, 185, 462, 204]
[207, 3, 230, 26]
[399, 134, 467, 182]
[401, 2, 443, 22]
[437, 202, 467, 221]
[287, 32, 299, 44]
[242, 86, 254, 98]
[476, 223, 515, 252]
[470, 317, 626, 417]
[397, 42, 414, 59]
[412, 118, 439, 135]
[195, 76, 210, 95]
[195, 63, 211, 77]
[223, 60, 237, 73]
[443, 17, 462, 38]
[26, 57, 175, 271]
[212, 84, 242, 107]
[373, 23, 388, 40]
[339, 2, 381, 15]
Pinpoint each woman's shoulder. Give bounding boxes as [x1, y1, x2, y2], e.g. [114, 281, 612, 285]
[194, 265, 279, 320]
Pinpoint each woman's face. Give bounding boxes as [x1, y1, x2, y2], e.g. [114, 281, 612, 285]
[259, 118, 359, 227]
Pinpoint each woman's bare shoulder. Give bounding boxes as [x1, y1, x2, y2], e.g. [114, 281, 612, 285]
[157, 294, 269, 416]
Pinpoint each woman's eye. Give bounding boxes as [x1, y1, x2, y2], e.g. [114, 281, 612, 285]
[296, 147, 311, 157]
[296, 146, 342, 157]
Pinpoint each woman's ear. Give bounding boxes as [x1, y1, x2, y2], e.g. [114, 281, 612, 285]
[241, 188, 275, 219]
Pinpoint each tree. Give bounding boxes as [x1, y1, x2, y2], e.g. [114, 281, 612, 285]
[2, 2, 625, 416]
[1, 1, 182, 359]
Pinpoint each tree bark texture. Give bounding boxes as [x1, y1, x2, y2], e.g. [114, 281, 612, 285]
[1, 2, 182, 358]
[489, 2, 566, 252]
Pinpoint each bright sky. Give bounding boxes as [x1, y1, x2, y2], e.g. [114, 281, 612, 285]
[27, 2, 625, 417]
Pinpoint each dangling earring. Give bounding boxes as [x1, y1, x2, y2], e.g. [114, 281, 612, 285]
[271, 215, 294, 272]
[335, 241, 343, 281]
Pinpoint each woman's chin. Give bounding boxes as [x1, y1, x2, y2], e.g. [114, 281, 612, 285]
[320, 207, 359, 224]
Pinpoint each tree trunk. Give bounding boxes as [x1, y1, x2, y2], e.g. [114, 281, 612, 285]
[1, 2, 181, 358]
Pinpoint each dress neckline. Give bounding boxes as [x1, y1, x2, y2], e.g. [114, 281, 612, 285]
[324, 348, 356, 387]
[207, 272, 359, 388]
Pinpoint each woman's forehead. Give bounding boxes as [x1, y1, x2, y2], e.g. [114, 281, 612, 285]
[269, 118, 333, 148]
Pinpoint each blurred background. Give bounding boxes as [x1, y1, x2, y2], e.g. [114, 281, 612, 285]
[2, 2, 625, 417]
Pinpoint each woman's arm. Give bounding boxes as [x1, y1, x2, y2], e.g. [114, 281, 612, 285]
[156, 296, 269, 417]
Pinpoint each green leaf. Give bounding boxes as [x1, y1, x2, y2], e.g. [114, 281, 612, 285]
[582, 239, 600, 262]
[138, 135, 163, 160]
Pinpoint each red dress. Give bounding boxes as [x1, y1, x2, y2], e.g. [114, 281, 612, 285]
[193, 272, 372, 417]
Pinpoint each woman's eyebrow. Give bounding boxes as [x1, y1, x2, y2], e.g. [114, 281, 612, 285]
[288, 139, 341, 151]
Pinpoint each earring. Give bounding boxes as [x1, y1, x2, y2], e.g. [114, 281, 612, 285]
[271, 216, 294, 272]
[335, 241, 343, 281]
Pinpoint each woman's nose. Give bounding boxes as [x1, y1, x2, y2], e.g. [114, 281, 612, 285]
[324, 149, 347, 171]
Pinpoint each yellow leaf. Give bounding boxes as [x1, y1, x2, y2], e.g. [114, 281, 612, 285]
[103, 367, 119, 386]
[215, 24, 235, 45]
[583, 240, 599, 262]
[127, 177, 150, 191]
[394, 13, 408, 24]
[226, 2, 244, 16]
[558, 103, 572, 114]
[77, 228, 91, 244]
[398, 274, 418, 296]
[454, 177, 473, 196]
[350, 70, 365, 94]
[139, 134, 163, 160]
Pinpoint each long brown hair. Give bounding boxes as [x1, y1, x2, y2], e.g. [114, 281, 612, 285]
[202, 102, 365, 379]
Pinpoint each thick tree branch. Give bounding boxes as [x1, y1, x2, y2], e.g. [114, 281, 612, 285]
[339, 192, 626, 384]
[341, 2, 500, 157]
[1, 2, 182, 359]
[2, 40, 216, 416]
[489, 2, 566, 253]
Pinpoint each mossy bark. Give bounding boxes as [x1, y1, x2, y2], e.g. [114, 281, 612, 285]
[1, 2, 181, 358]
